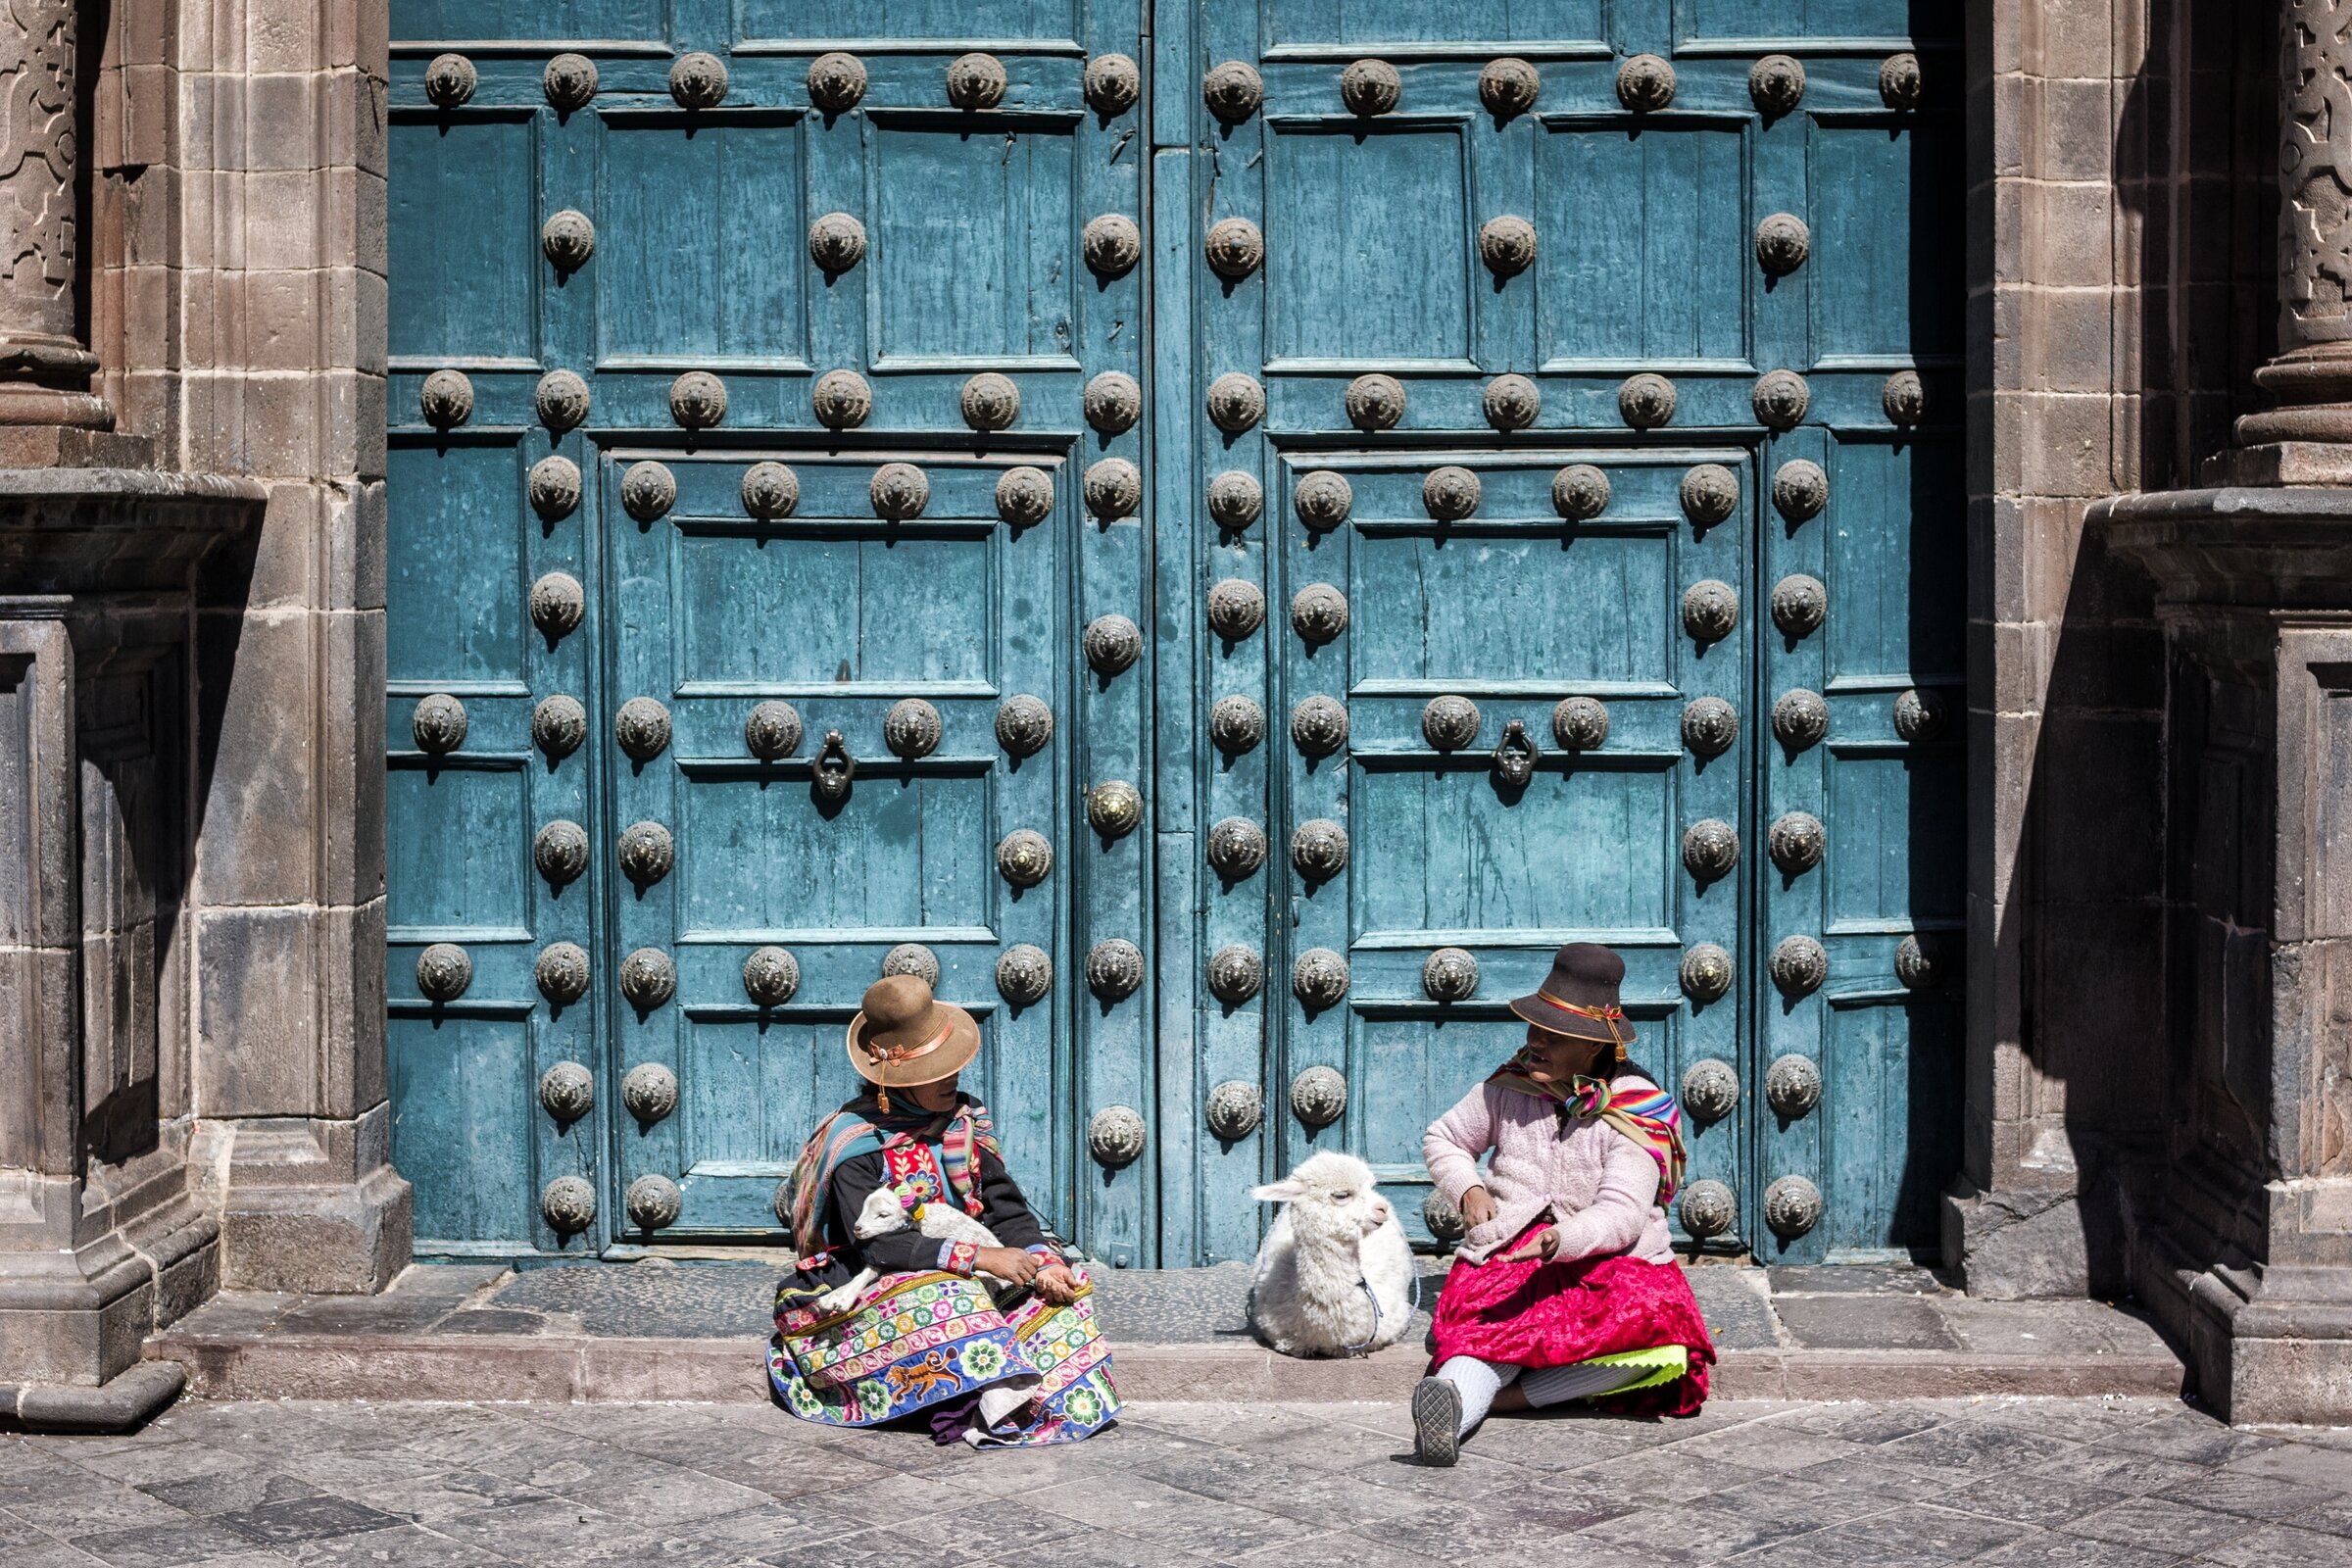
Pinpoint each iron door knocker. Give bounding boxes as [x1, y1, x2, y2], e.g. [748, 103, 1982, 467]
[812, 730, 855, 804]
[1491, 718, 1538, 788]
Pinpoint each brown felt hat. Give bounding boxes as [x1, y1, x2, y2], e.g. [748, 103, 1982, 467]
[1507, 942, 1634, 1046]
[844, 974, 980, 1089]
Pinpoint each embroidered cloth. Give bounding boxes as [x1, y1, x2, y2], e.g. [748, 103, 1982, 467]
[1486, 1051, 1689, 1202]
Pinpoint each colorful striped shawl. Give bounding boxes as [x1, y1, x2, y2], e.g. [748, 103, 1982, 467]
[1487, 1052, 1689, 1203]
[785, 1097, 1003, 1260]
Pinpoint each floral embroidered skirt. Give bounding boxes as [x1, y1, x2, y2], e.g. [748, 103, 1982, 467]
[769, 1264, 1118, 1446]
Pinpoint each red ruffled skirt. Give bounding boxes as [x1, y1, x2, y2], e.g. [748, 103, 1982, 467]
[1428, 1226, 1716, 1417]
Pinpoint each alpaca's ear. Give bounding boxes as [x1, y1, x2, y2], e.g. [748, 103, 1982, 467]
[1250, 1179, 1305, 1202]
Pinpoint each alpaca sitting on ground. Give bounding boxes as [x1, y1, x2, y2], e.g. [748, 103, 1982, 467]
[814, 1187, 1010, 1316]
[1248, 1151, 1416, 1357]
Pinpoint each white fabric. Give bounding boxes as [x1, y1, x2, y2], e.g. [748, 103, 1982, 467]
[1436, 1355, 1518, 1436]
[1518, 1357, 1653, 1408]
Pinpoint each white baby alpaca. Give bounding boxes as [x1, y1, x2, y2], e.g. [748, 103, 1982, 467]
[814, 1187, 1008, 1316]
[1248, 1151, 1416, 1357]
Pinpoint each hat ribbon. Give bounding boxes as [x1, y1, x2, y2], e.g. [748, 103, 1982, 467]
[866, 1017, 955, 1066]
[1537, 992, 1625, 1023]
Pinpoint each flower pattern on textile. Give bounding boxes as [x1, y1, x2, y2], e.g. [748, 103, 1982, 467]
[943, 1240, 980, 1277]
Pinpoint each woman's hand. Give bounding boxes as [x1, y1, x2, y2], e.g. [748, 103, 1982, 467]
[1032, 1263, 1078, 1304]
[1495, 1225, 1561, 1265]
[1458, 1185, 1498, 1229]
[974, 1247, 1040, 1286]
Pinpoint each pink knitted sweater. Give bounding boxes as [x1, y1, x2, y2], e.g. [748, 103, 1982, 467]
[1423, 1075, 1676, 1266]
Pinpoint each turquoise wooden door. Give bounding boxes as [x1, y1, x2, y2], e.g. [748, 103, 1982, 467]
[385, 0, 1959, 1266]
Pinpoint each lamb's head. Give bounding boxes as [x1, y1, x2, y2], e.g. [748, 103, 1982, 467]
[852, 1187, 914, 1241]
[1251, 1152, 1393, 1243]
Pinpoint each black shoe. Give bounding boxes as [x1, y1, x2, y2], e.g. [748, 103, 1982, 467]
[1411, 1377, 1461, 1467]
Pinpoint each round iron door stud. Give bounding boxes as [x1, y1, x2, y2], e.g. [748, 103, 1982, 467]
[947, 52, 1007, 110]
[1290, 1062, 1348, 1124]
[1680, 942, 1735, 1003]
[1619, 372, 1677, 429]
[424, 53, 476, 108]
[1765, 1175, 1824, 1239]
[1766, 1054, 1824, 1117]
[538, 1061, 594, 1123]
[996, 944, 1053, 1005]
[669, 370, 727, 430]
[742, 462, 800, 521]
[870, 463, 930, 521]
[1553, 696, 1609, 752]
[811, 368, 872, 430]
[1681, 465, 1740, 526]
[1769, 811, 1826, 875]
[743, 946, 801, 1006]
[1293, 948, 1351, 1011]
[807, 212, 866, 273]
[1422, 694, 1482, 751]
[1773, 688, 1830, 751]
[1085, 458, 1143, 520]
[1085, 53, 1141, 115]
[416, 943, 470, 1001]
[614, 697, 671, 762]
[533, 695, 587, 759]
[622, 1062, 679, 1124]
[1208, 579, 1266, 641]
[996, 829, 1054, 888]
[544, 53, 598, 111]
[1895, 933, 1947, 990]
[620, 460, 676, 522]
[744, 700, 803, 760]
[1771, 935, 1829, 998]
[1483, 375, 1541, 432]
[1089, 1106, 1148, 1166]
[1295, 469, 1353, 532]
[1680, 1180, 1737, 1240]
[534, 820, 589, 886]
[1755, 213, 1811, 275]
[617, 820, 674, 888]
[1203, 59, 1263, 122]
[1880, 52, 1924, 110]
[960, 372, 1020, 432]
[1207, 372, 1265, 433]
[412, 693, 467, 754]
[1206, 1081, 1263, 1141]
[1617, 53, 1677, 112]
[1682, 818, 1740, 882]
[1291, 584, 1349, 645]
[1552, 464, 1611, 519]
[1884, 369, 1928, 425]
[1752, 369, 1810, 430]
[541, 1177, 597, 1236]
[1682, 696, 1740, 758]
[529, 455, 583, 520]
[538, 948, 595, 1017]
[1479, 56, 1541, 118]
[627, 1174, 682, 1232]
[995, 466, 1054, 527]
[1681, 579, 1740, 643]
[1749, 53, 1806, 114]
[1425, 1187, 1468, 1242]
[1771, 574, 1827, 638]
[541, 209, 595, 271]
[1423, 947, 1480, 1003]
[1087, 939, 1146, 1003]
[1479, 216, 1539, 278]
[419, 368, 472, 429]
[1207, 817, 1270, 880]
[1893, 688, 1947, 742]
[1085, 371, 1142, 434]
[1207, 469, 1264, 531]
[1084, 214, 1142, 278]
[1291, 820, 1350, 883]
[1291, 695, 1349, 758]
[1681, 1058, 1740, 1124]
[808, 51, 867, 113]
[1772, 460, 1828, 523]
[1087, 779, 1144, 839]
[535, 371, 589, 434]
[1341, 58, 1400, 115]
[996, 694, 1054, 757]
[1207, 945, 1263, 1004]
[882, 943, 941, 987]
[1204, 217, 1265, 280]
[883, 698, 941, 760]
[619, 948, 677, 1009]
[530, 573, 584, 639]
[1345, 373, 1405, 432]
[1210, 695, 1265, 756]
[669, 51, 729, 109]
[1084, 613, 1143, 675]
[1423, 466, 1482, 521]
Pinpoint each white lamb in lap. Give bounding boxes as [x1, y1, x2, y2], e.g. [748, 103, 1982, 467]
[813, 1187, 1011, 1315]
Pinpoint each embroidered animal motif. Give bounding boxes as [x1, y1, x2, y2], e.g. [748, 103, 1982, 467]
[885, 1347, 966, 1403]
[814, 1185, 1011, 1316]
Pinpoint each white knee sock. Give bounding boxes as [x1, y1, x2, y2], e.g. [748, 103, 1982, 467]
[1436, 1356, 1519, 1436]
[1518, 1358, 1654, 1407]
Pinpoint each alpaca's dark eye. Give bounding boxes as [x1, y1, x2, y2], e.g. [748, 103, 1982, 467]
[1331, 1191, 1352, 1202]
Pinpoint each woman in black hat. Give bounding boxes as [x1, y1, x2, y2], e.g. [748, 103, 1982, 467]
[1410, 943, 1715, 1464]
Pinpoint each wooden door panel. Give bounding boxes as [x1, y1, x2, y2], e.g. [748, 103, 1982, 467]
[1264, 0, 1605, 49]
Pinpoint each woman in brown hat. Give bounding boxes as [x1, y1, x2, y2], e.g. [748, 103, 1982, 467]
[1409, 942, 1715, 1464]
[767, 974, 1119, 1447]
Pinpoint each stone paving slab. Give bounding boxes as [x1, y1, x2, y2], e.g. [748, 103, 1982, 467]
[6, 1396, 2351, 1567]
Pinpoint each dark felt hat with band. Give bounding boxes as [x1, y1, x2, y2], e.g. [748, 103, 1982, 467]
[1507, 942, 1634, 1046]
[845, 974, 980, 1089]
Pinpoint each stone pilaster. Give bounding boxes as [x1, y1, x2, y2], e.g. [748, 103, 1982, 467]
[2240, 0, 2352, 454]
[0, 1, 109, 429]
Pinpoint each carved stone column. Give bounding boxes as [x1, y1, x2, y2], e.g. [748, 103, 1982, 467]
[0, 0, 109, 429]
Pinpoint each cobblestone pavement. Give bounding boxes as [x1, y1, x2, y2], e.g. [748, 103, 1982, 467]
[5, 1396, 2350, 1567]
